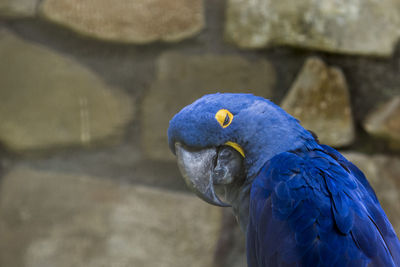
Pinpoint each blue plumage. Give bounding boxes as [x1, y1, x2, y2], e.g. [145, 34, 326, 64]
[168, 93, 400, 266]
[248, 147, 399, 266]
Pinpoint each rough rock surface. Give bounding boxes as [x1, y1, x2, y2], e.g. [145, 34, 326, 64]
[142, 52, 276, 161]
[281, 58, 354, 147]
[0, 30, 133, 152]
[225, 0, 400, 56]
[363, 96, 400, 150]
[39, 0, 204, 43]
[0, 0, 39, 17]
[343, 152, 400, 235]
[0, 166, 222, 267]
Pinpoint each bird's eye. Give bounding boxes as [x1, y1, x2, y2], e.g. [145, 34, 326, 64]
[215, 109, 233, 128]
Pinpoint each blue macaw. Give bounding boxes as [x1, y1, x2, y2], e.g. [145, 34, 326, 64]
[168, 93, 400, 267]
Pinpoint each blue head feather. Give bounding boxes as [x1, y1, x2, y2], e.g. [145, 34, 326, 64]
[168, 93, 318, 177]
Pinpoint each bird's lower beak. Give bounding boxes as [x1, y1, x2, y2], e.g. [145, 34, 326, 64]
[175, 142, 231, 207]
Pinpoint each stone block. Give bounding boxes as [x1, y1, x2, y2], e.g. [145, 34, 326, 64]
[0, 30, 133, 152]
[0, 0, 39, 17]
[0, 166, 222, 267]
[364, 96, 400, 150]
[40, 0, 204, 43]
[225, 0, 400, 56]
[281, 58, 354, 147]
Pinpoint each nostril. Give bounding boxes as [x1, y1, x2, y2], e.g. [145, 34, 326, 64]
[213, 166, 229, 185]
[214, 167, 224, 177]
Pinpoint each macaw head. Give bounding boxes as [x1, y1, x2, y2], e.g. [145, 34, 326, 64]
[168, 93, 316, 210]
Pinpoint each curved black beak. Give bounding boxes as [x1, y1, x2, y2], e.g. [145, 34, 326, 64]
[175, 142, 230, 207]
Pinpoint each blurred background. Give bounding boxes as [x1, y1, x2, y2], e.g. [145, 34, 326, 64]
[0, 0, 399, 266]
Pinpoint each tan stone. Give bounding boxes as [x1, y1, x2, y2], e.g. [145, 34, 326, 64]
[342, 152, 400, 235]
[40, 0, 204, 43]
[225, 0, 400, 56]
[0, 0, 39, 17]
[0, 30, 133, 152]
[364, 96, 400, 150]
[142, 52, 276, 161]
[281, 57, 354, 147]
[0, 166, 222, 267]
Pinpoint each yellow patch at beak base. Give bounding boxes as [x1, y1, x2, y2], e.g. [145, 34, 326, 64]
[225, 141, 245, 158]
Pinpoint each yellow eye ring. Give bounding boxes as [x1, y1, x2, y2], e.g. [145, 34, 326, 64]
[215, 109, 233, 128]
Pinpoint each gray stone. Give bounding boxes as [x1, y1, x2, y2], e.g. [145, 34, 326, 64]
[225, 0, 400, 56]
[281, 58, 354, 147]
[142, 52, 276, 161]
[0, 0, 39, 17]
[0, 30, 133, 152]
[39, 0, 204, 43]
[342, 152, 400, 235]
[363, 96, 400, 150]
[0, 166, 222, 267]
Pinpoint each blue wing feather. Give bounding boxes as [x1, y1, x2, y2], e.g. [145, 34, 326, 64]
[247, 147, 400, 267]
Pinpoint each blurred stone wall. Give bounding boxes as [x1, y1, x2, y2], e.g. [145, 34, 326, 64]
[0, 1, 399, 267]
